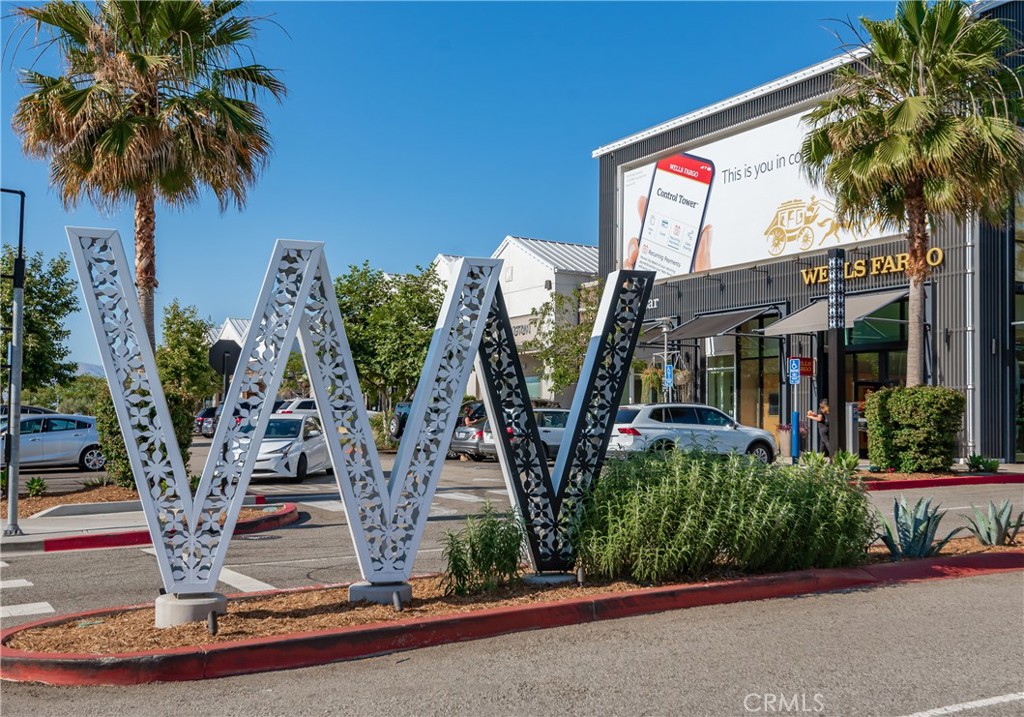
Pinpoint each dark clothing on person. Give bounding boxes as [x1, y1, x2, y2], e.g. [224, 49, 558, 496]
[817, 415, 830, 456]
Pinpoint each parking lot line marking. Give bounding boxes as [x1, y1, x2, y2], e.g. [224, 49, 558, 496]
[897, 692, 1024, 717]
[1, 602, 54, 619]
[0, 561, 9, 567]
[218, 568, 276, 593]
[0, 579, 32, 589]
[437, 491, 485, 503]
[429, 505, 457, 517]
[225, 548, 444, 570]
[299, 500, 346, 512]
[486, 489, 510, 496]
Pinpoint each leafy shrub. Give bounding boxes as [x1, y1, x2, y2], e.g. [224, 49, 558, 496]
[962, 501, 1023, 546]
[94, 391, 133, 489]
[25, 477, 47, 497]
[369, 412, 396, 450]
[965, 454, 1000, 473]
[1, 468, 7, 497]
[570, 451, 874, 584]
[877, 496, 962, 559]
[441, 502, 524, 595]
[95, 386, 194, 491]
[865, 387, 965, 473]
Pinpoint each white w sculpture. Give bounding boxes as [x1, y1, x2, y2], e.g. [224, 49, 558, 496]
[68, 228, 499, 601]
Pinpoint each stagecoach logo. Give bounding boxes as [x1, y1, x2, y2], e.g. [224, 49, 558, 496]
[763, 196, 877, 256]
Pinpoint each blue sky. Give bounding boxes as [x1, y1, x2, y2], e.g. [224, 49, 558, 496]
[1, 1, 895, 367]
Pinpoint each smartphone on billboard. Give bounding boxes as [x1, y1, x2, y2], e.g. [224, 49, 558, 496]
[635, 152, 715, 276]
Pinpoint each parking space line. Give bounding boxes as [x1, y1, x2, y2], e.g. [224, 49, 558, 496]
[0, 579, 33, 589]
[1, 602, 54, 619]
[300, 500, 346, 512]
[896, 692, 1024, 717]
[0, 561, 9, 568]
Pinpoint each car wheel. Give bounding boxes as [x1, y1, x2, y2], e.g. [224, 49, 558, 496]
[389, 414, 405, 440]
[79, 445, 105, 472]
[291, 454, 308, 483]
[747, 441, 773, 463]
[648, 439, 675, 454]
[470, 454, 484, 462]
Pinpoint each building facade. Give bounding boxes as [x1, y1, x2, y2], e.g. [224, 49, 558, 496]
[594, 0, 1022, 461]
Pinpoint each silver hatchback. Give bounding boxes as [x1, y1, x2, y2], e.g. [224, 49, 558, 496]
[1, 413, 105, 471]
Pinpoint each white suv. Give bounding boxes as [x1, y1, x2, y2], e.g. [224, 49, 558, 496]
[608, 404, 776, 462]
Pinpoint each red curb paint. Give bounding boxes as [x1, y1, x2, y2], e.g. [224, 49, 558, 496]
[3, 551, 1019, 686]
[860, 473, 1024, 491]
[38, 503, 297, 553]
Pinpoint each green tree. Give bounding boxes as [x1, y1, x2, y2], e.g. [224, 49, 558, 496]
[11, 0, 286, 347]
[0, 247, 79, 391]
[23, 373, 108, 415]
[334, 262, 390, 406]
[524, 282, 601, 395]
[154, 299, 217, 410]
[333, 263, 444, 410]
[374, 267, 445, 406]
[801, 0, 1024, 386]
[279, 351, 309, 398]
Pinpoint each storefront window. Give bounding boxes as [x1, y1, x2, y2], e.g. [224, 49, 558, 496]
[707, 355, 734, 417]
[736, 316, 780, 435]
[525, 376, 541, 400]
[848, 299, 907, 346]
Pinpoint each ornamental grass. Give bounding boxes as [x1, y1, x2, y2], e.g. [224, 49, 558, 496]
[571, 451, 875, 584]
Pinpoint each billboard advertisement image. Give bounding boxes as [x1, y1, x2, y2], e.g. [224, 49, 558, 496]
[620, 110, 893, 279]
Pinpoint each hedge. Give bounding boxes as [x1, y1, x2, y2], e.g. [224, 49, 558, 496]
[864, 386, 965, 473]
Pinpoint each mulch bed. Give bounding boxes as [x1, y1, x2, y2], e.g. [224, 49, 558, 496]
[855, 470, 960, 482]
[7, 537, 1021, 656]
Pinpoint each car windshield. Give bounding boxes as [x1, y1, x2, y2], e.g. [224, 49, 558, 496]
[240, 418, 301, 439]
[614, 408, 640, 424]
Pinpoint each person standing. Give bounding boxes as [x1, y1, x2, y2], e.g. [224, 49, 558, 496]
[807, 399, 831, 457]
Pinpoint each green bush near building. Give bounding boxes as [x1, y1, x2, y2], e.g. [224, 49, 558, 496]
[570, 451, 875, 584]
[865, 387, 965, 473]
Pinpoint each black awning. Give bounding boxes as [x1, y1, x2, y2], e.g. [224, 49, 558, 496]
[665, 307, 773, 341]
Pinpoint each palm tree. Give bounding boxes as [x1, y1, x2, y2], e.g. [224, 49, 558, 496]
[801, 0, 1023, 386]
[12, 0, 286, 347]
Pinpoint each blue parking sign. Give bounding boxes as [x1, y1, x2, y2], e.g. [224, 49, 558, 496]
[664, 364, 674, 388]
[788, 358, 801, 385]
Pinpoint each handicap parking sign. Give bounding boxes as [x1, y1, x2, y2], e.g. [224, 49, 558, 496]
[788, 358, 801, 385]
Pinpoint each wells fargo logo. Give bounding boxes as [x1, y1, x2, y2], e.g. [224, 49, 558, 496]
[764, 196, 845, 256]
[799, 248, 945, 285]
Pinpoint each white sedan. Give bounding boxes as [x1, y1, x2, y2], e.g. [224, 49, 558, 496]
[247, 414, 331, 482]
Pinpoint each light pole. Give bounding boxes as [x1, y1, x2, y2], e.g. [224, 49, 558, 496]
[2, 188, 26, 536]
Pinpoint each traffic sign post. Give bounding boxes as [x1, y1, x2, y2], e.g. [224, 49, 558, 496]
[663, 364, 674, 389]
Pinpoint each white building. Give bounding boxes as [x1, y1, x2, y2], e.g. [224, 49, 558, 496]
[437, 236, 598, 406]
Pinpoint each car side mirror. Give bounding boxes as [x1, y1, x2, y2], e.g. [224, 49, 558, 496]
[307, 430, 322, 438]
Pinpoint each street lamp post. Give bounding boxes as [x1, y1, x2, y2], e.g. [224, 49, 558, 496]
[2, 188, 27, 536]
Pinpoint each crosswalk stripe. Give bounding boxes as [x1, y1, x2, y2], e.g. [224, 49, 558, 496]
[1, 602, 54, 619]
[218, 568, 275, 593]
[437, 491, 485, 503]
[0, 579, 32, 589]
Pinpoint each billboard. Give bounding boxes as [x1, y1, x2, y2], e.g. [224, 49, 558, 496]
[620, 110, 893, 279]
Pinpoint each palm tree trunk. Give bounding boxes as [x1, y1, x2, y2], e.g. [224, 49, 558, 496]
[905, 184, 929, 387]
[134, 185, 158, 351]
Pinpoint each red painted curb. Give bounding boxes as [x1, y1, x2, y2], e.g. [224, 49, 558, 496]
[859, 473, 1024, 491]
[39, 503, 297, 553]
[2, 551, 1019, 686]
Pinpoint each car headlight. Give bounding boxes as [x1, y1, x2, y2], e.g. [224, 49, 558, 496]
[269, 443, 293, 456]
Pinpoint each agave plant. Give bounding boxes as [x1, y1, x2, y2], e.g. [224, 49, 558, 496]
[962, 501, 1024, 546]
[877, 496, 962, 560]
[798, 451, 829, 469]
[832, 450, 861, 478]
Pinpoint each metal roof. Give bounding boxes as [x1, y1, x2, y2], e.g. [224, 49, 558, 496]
[493, 236, 598, 274]
[208, 317, 250, 345]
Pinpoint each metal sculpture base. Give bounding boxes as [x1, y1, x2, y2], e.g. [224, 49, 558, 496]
[155, 592, 227, 628]
[522, 572, 576, 586]
[349, 581, 412, 605]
